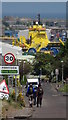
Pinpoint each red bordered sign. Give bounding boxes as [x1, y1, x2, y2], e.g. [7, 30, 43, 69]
[4, 53, 15, 64]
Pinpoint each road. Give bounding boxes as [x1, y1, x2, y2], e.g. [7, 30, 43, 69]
[31, 82, 66, 119]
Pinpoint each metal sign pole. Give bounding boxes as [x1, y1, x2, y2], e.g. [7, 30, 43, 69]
[62, 64, 64, 83]
[8, 76, 9, 90]
[15, 75, 17, 101]
[12, 76, 13, 88]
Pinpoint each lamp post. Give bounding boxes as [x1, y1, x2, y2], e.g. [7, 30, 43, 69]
[61, 60, 64, 83]
[16, 51, 19, 65]
[40, 68, 42, 77]
[39, 68, 42, 84]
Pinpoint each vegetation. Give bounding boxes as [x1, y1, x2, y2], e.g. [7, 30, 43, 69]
[31, 39, 68, 81]
[32, 52, 54, 75]
[21, 75, 27, 85]
[59, 84, 68, 92]
[17, 92, 25, 107]
[8, 89, 25, 107]
[19, 61, 32, 81]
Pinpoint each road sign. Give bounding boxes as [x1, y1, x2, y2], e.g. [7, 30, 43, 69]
[4, 53, 15, 64]
[0, 66, 19, 75]
[0, 79, 9, 100]
[0, 80, 9, 94]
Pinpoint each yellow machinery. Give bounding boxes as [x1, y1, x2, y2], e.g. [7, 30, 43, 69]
[12, 14, 64, 55]
[28, 25, 50, 52]
[12, 23, 64, 55]
[12, 24, 51, 53]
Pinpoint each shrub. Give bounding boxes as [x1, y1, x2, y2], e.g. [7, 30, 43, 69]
[17, 80, 21, 87]
[11, 89, 15, 100]
[59, 84, 68, 92]
[17, 92, 25, 107]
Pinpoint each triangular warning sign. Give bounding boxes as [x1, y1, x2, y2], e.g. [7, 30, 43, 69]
[0, 80, 9, 94]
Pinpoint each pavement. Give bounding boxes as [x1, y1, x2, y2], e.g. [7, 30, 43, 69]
[4, 107, 32, 119]
[1, 85, 32, 120]
[0, 100, 2, 120]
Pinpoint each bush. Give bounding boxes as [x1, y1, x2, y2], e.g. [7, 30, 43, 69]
[21, 75, 27, 85]
[59, 84, 68, 92]
[17, 80, 21, 87]
[17, 92, 25, 107]
[11, 89, 15, 100]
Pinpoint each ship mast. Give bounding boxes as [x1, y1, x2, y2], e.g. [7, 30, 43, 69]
[38, 14, 40, 25]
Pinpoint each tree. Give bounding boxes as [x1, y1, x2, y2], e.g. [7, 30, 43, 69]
[54, 39, 68, 79]
[32, 52, 54, 75]
[19, 61, 32, 80]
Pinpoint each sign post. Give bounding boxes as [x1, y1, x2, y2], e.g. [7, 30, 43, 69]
[15, 75, 17, 101]
[3, 53, 18, 101]
[0, 66, 19, 101]
[4, 53, 15, 64]
[0, 66, 19, 75]
[12, 76, 13, 88]
[8, 76, 9, 90]
[0, 80, 9, 100]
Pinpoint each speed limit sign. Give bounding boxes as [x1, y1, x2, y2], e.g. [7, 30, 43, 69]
[4, 53, 15, 64]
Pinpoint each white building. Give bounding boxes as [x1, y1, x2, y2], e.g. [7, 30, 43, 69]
[0, 42, 22, 58]
[18, 29, 29, 39]
[16, 54, 35, 64]
[0, 42, 35, 65]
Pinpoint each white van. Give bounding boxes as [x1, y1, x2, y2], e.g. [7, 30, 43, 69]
[26, 78, 39, 89]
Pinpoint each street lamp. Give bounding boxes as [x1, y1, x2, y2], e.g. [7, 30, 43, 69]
[18, 60, 21, 66]
[40, 68, 42, 77]
[61, 60, 64, 83]
[16, 51, 19, 65]
[39, 68, 42, 84]
[15, 51, 19, 101]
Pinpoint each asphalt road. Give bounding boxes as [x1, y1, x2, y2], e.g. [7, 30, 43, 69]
[31, 82, 66, 119]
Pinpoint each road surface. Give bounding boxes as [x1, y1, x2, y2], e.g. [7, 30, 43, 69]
[31, 82, 66, 119]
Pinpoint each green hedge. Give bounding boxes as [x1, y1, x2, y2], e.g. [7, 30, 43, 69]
[59, 84, 68, 92]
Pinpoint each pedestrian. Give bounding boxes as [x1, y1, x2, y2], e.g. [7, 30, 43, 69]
[27, 84, 35, 107]
[33, 87, 37, 105]
[37, 83, 43, 107]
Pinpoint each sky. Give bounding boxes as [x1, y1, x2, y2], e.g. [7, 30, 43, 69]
[0, 2, 2, 18]
[2, 2, 66, 16]
[1, 0, 67, 2]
